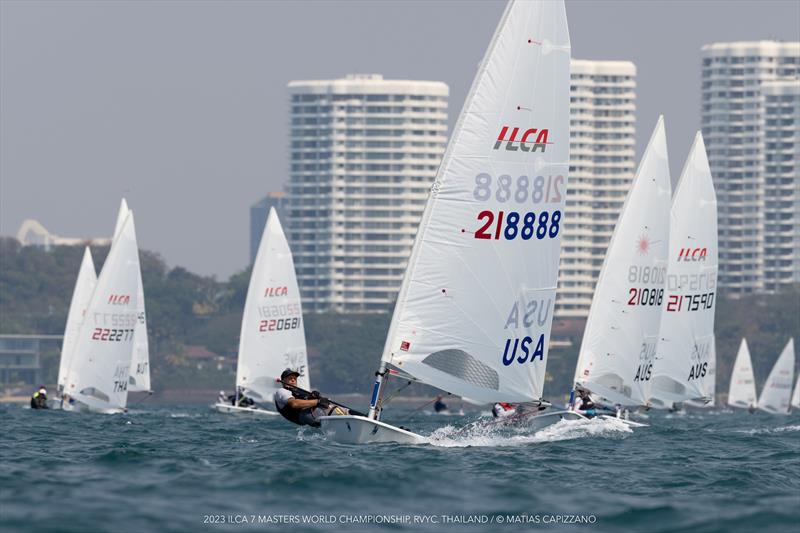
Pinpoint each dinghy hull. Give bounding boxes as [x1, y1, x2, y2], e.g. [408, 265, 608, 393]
[319, 415, 425, 444]
[212, 403, 280, 417]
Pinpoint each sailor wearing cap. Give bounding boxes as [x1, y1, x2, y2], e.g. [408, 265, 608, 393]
[274, 368, 331, 427]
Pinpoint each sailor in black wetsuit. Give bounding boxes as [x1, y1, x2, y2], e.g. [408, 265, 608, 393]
[274, 369, 341, 427]
[30, 386, 48, 409]
[433, 395, 448, 413]
[575, 388, 597, 418]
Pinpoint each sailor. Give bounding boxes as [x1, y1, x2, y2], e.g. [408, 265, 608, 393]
[492, 402, 515, 418]
[274, 369, 343, 427]
[575, 388, 597, 418]
[30, 386, 48, 409]
[433, 395, 448, 413]
[218, 390, 226, 404]
[237, 388, 255, 408]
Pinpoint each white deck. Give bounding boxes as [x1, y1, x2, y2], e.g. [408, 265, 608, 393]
[212, 403, 280, 417]
[319, 415, 425, 444]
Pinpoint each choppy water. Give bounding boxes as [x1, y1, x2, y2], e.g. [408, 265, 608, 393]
[1, 403, 798, 532]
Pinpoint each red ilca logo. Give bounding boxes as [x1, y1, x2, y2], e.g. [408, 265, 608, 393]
[108, 294, 131, 305]
[494, 126, 549, 152]
[677, 247, 708, 262]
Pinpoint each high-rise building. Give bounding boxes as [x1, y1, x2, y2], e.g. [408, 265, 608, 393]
[287, 74, 448, 312]
[701, 41, 800, 295]
[556, 59, 637, 319]
[762, 79, 800, 291]
[250, 192, 289, 264]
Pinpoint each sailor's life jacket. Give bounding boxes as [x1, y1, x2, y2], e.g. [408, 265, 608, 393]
[579, 397, 595, 411]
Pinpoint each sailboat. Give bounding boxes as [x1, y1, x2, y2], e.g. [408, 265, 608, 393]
[649, 132, 717, 409]
[572, 117, 672, 413]
[112, 199, 151, 393]
[213, 208, 309, 416]
[321, 0, 573, 444]
[757, 338, 795, 414]
[61, 211, 142, 414]
[727, 338, 757, 410]
[52, 247, 98, 408]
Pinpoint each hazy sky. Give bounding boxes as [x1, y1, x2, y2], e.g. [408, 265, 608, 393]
[2, 0, 798, 279]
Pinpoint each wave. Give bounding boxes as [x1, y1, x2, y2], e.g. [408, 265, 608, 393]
[736, 425, 800, 435]
[426, 416, 633, 448]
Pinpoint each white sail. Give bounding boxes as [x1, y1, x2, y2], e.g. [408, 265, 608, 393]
[727, 339, 757, 409]
[574, 117, 672, 407]
[63, 212, 141, 412]
[111, 198, 129, 241]
[57, 247, 98, 390]
[650, 132, 717, 406]
[111, 199, 151, 392]
[378, 0, 570, 404]
[791, 372, 800, 410]
[686, 338, 716, 408]
[757, 338, 795, 414]
[236, 208, 309, 403]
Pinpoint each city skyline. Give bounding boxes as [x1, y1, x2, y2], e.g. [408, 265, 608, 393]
[1, 0, 798, 278]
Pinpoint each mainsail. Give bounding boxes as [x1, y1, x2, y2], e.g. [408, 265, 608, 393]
[64, 212, 141, 412]
[236, 208, 309, 402]
[650, 133, 718, 406]
[377, 0, 570, 404]
[574, 117, 672, 407]
[727, 338, 757, 409]
[112, 199, 151, 392]
[57, 247, 98, 391]
[757, 338, 795, 414]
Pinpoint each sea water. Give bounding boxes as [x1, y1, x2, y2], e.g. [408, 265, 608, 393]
[1, 404, 798, 532]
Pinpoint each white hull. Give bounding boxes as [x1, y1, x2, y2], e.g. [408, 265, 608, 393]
[509, 409, 586, 431]
[61, 401, 125, 414]
[320, 415, 425, 444]
[212, 403, 280, 417]
[597, 414, 648, 428]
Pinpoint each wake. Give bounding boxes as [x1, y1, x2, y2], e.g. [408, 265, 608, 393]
[426, 416, 633, 448]
[736, 424, 800, 435]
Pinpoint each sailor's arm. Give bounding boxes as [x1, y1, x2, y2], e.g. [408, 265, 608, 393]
[287, 397, 320, 409]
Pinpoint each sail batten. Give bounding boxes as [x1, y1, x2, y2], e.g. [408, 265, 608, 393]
[379, 0, 571, 404]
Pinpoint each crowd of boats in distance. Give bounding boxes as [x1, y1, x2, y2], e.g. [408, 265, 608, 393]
[32, 0, 798, 445]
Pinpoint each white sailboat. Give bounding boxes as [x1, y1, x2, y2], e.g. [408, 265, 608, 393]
[54, 247, 98, 406]
[111, 199, 151, 393]
[649, 132, 717, 408]
[62, 211, 141, 414]
[214, 208, 309, 416]
[727, 338, 757, 410]
[321, 0, 574, 444]
[757, 338, 795, 414]
[572, 117, 672, 409]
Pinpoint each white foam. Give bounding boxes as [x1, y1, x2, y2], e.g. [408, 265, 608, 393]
[426, 416, 633, 448]
[736, 424, 800, 435]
